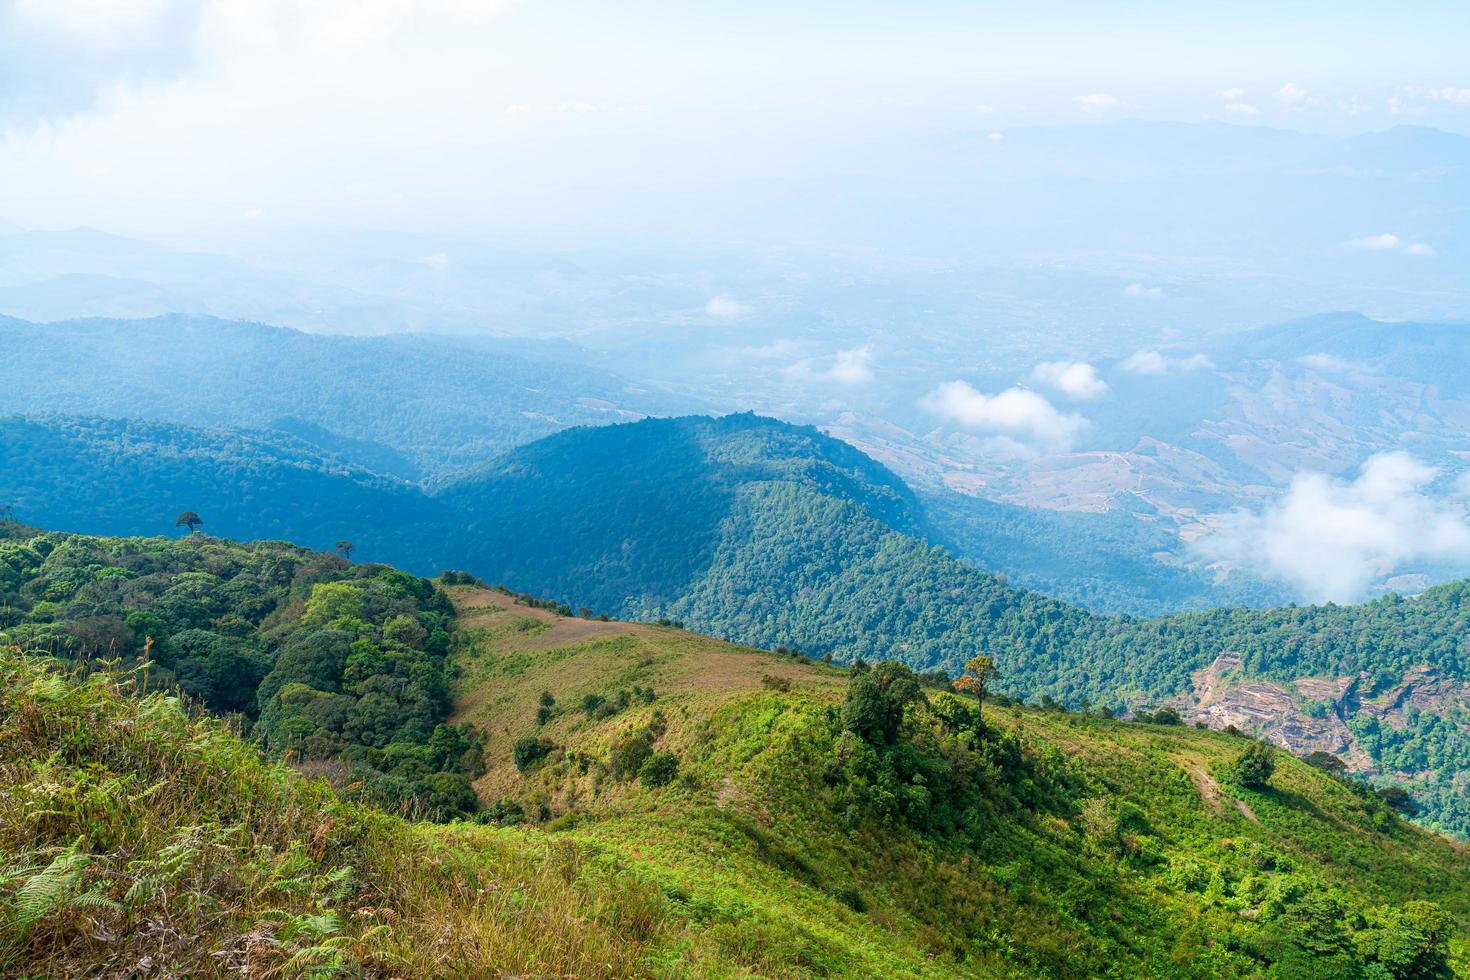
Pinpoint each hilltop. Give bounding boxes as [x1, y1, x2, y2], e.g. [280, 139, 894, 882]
[0, 531, 1465, 976]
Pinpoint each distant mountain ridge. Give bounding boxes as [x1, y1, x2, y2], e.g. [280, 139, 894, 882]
[0, 313, 696, 478]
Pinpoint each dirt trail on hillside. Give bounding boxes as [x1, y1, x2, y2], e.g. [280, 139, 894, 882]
[1175, 755, 1259, 823]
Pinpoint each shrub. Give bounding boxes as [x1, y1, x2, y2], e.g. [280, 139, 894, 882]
[514, 735, 554, 772]
[638, 751, 679, 788]
[611, 731, 655, 781]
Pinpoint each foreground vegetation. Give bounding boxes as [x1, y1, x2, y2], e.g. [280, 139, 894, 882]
[4, 530, 1469, 976]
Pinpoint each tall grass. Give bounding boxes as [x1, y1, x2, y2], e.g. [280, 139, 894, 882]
[0, 650, 690, 977]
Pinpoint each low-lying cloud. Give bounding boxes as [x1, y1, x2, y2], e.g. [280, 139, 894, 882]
[1198, 453, 1470, 604]
[1030, 360, 1108, 400]
[786, 346, 874, 384]
[1120, 350, 1215, 375]
[919, 382, 1088, 452]
[1346, 233, 1436, 257]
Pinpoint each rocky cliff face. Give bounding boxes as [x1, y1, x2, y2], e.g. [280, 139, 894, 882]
[1181, 651, 1470, 779]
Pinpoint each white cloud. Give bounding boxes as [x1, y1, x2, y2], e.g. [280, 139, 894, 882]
[1198, 453, 1470, 603]
[2, 0, 524, 121]
[1120, 349, 1214, 375]
[1346, 233, 1436, 257]
[1388, 95, 1426, 117]
[786, 346, 874, 384]
[1274, 82, 1315, 108]
[704, 296, 743, 318]
[1030, 360, 1108, 400]
[1120, 350, 1169, 375]
[1217, 87, 1258, 116]
[1405, 86, 1470, 107]
[824, 346, 874, 384]
[1122, 282, 1164, 300]
[919, 382, 1088, 452]
[987, 131, 1004, 141]
[1349, 233, 1403, 250]
[1074, 93, 1118, 112]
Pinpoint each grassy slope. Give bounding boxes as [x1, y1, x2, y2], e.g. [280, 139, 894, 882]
[448, 588, 1470, 978]
[2, 573, 1467, 977]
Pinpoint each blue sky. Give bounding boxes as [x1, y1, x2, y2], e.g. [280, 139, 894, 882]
[3, 0, 1469, 249]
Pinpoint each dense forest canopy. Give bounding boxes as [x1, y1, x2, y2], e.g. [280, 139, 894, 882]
[0, 531, 483, 820]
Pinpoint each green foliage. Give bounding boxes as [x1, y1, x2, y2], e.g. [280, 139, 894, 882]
[514, 736, 554, 772]
[0, 531, 480, 821]
[841, 660, 924, 745]
[1225, 741, 1278, 790]
[638, 751, 679, 788]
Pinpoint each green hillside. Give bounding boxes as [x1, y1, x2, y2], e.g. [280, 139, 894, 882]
[1, 533, 1466, 977]
[0, 416, 447, 565]
[4, 415, 1470, 834]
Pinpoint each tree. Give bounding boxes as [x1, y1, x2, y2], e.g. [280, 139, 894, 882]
[1227, 741, 1276, 790]
[514, 735, 554, 771]
[1303, 750, 1347, 778]
[174, 511, 203, 534]
[953, 654, 999, 724]
[842, 661, 924, 745]
[335, 540, 355, 560]
[1378, 786, 1419, 817]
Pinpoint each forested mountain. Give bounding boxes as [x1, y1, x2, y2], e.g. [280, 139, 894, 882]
[0, 416, 446, 566]
[0, 314, 695, 478]
[921, 489, 1292, 614]
[1, 531, 1464, 977]
[4, 411, 1470, 833]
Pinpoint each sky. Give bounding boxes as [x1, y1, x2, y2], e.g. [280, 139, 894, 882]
[3, 0, 1470, 250]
